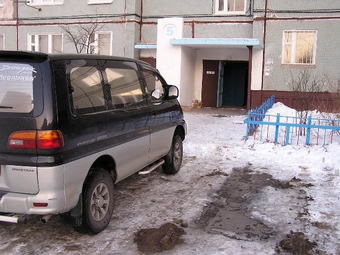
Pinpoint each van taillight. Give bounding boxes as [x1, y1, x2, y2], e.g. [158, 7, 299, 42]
[8, 130, 64, 150]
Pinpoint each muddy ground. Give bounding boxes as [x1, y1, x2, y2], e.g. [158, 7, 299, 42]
[0, 111, 336, 254]
[0, 164, 331, 255]
[134, 166, 322, 254]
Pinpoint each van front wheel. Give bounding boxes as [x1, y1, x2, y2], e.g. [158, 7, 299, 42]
[82, 169, 114, 234]
[163, 135, 183, 175]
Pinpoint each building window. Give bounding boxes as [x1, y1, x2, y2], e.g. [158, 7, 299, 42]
[214, 0, 246, 15]
[89, 32, 112, 55]
[28, 0, 63, 5]
[28, 34, 63, 53]
[0, 0, 4, 6]
[88, 0, 113, 4]
[0, 34, 4, 50]
[282, 30, 317, 65]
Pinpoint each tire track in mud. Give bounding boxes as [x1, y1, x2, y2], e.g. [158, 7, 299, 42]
[195, 165, 322, 255]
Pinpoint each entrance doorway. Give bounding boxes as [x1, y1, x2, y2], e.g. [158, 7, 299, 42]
[202, 60, 248, 108]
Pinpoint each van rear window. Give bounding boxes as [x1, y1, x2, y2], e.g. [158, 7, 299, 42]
[0, 62, 35, 113]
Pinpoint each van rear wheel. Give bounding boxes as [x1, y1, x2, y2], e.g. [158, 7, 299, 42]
[163, 135, 183, 175]
[82, 169, 114, 234]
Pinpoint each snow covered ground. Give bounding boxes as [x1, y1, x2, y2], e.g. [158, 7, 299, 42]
[0, 103, 339, 255]
[181, 103, 340, 255]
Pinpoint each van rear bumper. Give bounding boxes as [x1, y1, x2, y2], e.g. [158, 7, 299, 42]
[0, 190, 68, 215]
[0, 164, 81, 215]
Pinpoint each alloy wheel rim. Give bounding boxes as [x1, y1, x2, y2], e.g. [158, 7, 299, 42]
[90, 183, 110, 221]
[173, 142, 182, 166]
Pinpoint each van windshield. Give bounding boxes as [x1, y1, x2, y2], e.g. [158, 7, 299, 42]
[0, 62, 35, 113]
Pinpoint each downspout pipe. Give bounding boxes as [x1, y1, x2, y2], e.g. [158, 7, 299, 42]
[247, 46, 253, 110]
[260, 0, 268, 102]
[16, 0, 19, 50]
[139, 0, 143, 42]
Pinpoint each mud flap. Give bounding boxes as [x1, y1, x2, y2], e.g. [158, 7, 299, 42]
[62, 194, 83, 228]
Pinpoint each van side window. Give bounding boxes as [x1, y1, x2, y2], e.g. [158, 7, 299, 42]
[143, 70, 165, 99]
[69, 64, 104, 114]
[102, 61, 143, 108]
[68, 60, 144, 114]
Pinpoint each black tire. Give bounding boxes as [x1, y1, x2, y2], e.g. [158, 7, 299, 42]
[82, 169, 114, 234]
[163, 135, 183, 175]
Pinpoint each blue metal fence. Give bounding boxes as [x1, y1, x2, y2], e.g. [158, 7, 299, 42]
[244, 95, 276, 135]
[244, 96, 340, 145]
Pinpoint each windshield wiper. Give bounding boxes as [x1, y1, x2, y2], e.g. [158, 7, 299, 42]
[0, 105, 13, 109]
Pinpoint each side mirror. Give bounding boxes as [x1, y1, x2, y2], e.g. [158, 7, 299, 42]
[167, 85, 179, 100]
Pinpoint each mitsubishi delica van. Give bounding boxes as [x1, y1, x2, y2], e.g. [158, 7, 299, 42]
[0, 51, 187, 234]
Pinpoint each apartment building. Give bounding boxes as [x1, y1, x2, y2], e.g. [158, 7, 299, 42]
[1, 0, 339, 109]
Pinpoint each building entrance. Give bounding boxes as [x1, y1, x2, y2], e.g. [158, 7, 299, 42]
[202, 60, 248, 108]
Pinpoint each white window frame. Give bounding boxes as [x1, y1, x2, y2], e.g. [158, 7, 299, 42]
[27, 0, 63, 6]
[27, 33, 63, 53]
[214, 0, 247, 15]
[89, 32, 112, 55]
[88, 0, 113, 4]
[282, 30, 317, 65]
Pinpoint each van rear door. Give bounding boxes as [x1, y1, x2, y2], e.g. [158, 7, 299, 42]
[0, 56, 45, 194]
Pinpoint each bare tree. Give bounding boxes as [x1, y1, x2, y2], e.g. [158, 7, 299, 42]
[60, 21, 107, 54]
[286, 70, 340, 137]
[286, 69, 324, 112]
[286, 70, 325, 136]
[322, 75, 340, 114]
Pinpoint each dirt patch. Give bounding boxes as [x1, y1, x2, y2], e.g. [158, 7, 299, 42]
[134, 222, 186, 254]
[196, 166, 322, 253]
[277, 231, 317, 255]
[206, 170, 229, 177]
[132, 166, 323, 254]
[196, 166, 275, 240]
